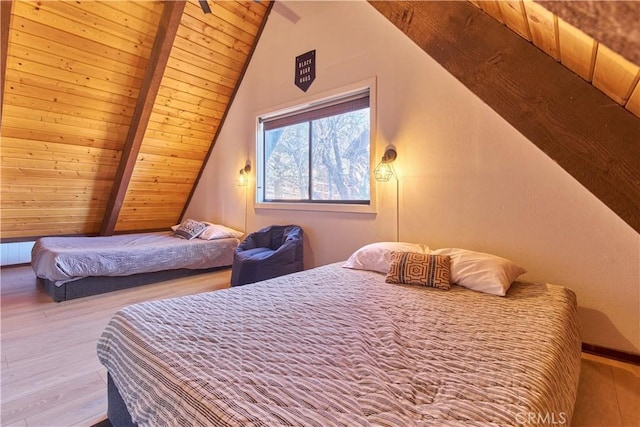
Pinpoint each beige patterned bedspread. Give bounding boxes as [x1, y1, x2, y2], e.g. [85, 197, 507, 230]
[97, 263, 581, 426]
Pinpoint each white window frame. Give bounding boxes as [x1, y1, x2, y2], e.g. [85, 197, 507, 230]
[255, 78, 377, 214]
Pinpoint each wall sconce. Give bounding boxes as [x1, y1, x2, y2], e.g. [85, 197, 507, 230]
[238, 162, 252, 233]
[374, 148, 397, 182]
[238, 163, 251, 186]
[374, 147, 400, 242]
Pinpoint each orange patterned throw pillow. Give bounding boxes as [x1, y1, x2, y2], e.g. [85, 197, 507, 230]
[386, 252, 451, 290]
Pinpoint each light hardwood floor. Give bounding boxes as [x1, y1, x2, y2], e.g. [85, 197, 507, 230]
[1, 265, 638, 426]
[1, 265, 232, 426]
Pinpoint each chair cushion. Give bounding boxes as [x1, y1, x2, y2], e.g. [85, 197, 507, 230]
[236, 247, 275, 261]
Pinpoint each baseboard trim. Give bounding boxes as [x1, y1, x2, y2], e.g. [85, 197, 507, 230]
[1, 262, 31, 268]
[582, 343, 640, 365]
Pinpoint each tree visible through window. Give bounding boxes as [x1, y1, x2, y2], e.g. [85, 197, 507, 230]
[261, 90, 370, 204]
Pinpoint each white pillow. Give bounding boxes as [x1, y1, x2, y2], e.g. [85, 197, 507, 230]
[431, 248, 526, 296]
[198, 222, 244, 240]
[343, 242, 429, 274]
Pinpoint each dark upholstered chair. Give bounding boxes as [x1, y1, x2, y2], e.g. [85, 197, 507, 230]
[230, 225, 304, 286]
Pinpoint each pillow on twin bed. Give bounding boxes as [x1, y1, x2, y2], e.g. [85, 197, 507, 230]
[172, 221, 243, 240]
[199, 223, 244, 240]
[173, 219, 208, 240]
[385, 251, 451, 290]
[431, 247, 526, 296]
[343, 241, 429, 274]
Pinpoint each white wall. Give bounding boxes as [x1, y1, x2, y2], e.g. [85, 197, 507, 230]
[185, 1, 640, 354]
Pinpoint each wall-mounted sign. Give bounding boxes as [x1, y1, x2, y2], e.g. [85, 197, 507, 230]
[295, 50, 315, 92]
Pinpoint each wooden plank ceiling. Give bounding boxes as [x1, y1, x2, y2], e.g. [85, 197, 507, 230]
[1, 0, 638, 241]
[0, 0, 272, 240]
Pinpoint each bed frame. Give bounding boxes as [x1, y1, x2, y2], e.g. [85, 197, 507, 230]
[108, 374, 137, 427]
[41, 266, 228, 302]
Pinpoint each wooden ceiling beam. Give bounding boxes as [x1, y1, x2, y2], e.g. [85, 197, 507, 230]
[1, 0, 13, 119]
[101, 1, 186, 235]
[368, 1, 640, 233]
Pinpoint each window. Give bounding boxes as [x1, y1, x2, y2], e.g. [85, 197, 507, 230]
[258, 88, 371, 206]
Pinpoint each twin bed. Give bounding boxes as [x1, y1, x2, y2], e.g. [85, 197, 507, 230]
[31, 230, 239, 302]
[97, 244, 582, 427]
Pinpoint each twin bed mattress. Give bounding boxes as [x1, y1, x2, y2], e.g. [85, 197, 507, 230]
[97, 262, 581, 426]
[31, 231, 239, 301]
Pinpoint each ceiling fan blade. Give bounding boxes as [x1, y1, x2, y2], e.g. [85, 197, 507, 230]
[272, 1, 300, 24]
[198, 0, 212, 14]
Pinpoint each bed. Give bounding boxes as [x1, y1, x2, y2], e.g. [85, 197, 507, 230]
[32, 231, 239, 302]
[97, 254, 582, 426]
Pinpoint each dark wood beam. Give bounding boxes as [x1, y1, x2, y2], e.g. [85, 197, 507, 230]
[101, 1, 186, 235]
[368, 1, 640, 233]
[1, 0, 13, 119]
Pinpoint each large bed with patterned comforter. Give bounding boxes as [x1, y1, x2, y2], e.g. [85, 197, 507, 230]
[97, 261, 581, 426]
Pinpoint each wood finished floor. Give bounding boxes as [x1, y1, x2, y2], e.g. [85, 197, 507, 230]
[1, 265, 639, 426]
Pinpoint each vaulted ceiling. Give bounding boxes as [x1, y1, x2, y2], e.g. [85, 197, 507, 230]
[368, 0, 640, 233]
[1, 0, 272, 239]
[1, 0, 639, 241]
